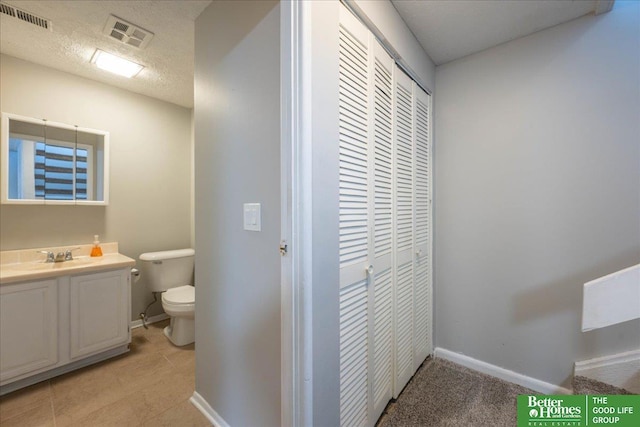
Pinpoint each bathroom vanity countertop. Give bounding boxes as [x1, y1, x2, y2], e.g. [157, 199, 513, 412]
[0, 243, 135, 284]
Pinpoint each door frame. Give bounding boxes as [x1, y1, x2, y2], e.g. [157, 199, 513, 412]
[280, 2, 435, 426]
[281, 1, 313, 426]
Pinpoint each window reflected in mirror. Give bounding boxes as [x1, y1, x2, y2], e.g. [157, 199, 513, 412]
[2, 113, 109, 205]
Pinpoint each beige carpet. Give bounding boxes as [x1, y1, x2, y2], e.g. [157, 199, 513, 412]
[377, 358, 535, 426]
[377, 358, 632, 427]
[573, 375, 633, 395]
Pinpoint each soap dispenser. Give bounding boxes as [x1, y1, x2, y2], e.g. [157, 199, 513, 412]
[90, 235, 103, 257]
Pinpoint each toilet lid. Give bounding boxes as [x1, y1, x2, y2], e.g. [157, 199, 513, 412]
[163, 285, 195, 304]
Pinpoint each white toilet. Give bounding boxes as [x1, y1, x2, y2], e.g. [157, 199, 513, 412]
[139, 248, 195, 346]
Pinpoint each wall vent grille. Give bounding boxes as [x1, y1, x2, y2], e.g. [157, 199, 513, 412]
[0, 3, 15, 17]
[103, 15, 153, 49]
[0, 2, 51, 30]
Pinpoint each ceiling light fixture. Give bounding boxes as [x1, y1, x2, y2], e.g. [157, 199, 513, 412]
[90, 49, 143, 78]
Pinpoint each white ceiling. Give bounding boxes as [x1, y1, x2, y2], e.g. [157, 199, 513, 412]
[1, 1, 613, 109]
[391, 0, 611, 65]
[0, 1, 211, 108]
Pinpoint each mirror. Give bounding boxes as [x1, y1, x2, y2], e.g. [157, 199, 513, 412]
[1, 113, 109, 205]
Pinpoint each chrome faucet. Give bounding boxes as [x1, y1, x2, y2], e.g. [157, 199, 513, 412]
[65, 248, 80, 261]
[38, 251, 56, 263]
[38, 247, 80, 263]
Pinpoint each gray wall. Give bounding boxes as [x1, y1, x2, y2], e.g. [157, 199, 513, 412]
[0, 54, 193, 321]
[434, 2, 640, 389]
[194, 1, 281, 426]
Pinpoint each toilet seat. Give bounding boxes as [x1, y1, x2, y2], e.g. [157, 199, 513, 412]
[162, 285, 195, 317]
[162, 285, 195, 305]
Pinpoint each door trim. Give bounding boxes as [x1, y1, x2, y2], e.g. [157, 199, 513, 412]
[281, 1, 313, 426]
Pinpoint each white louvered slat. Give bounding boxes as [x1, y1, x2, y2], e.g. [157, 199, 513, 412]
[414, 99, 430, 248]
[373, 57, 393, 260]
[340, 280, 369, 427]
[395, 82, 413, 255]
[339, 24, 369, 271]
[372, 267, 392, 408]
[413, 255, 430, 362]
[395, 261, 413, 389]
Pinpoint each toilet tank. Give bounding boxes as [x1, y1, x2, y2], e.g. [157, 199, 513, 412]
[139, 248, 195, 292]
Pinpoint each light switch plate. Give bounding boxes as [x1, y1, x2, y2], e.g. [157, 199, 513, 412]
[243, 203, 261, 232]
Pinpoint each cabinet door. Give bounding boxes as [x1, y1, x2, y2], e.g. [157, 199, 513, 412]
[69, 269, 129, 359]
[0, 279, 58, 383]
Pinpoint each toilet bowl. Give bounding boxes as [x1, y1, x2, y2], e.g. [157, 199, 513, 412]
[161, 285, 195, 346]
[139, 248, 195, 346]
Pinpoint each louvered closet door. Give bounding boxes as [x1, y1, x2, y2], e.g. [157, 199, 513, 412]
[413, 87, 433, 369]
[338, 8, 396, 426]
[338, 8, 372, 427]
[393, 68, 415, 397]
[337, 4, 432, 424]
[369, 39, 395, 423]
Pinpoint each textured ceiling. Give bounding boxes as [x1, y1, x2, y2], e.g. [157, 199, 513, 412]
[0, 1, 211, 108]
[391, 0, 608, 65]
[1, 1, 612, 108]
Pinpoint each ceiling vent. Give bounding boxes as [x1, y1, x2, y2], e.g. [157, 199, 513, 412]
[103, 15, 154, 49]
[0, 1, 52, 30]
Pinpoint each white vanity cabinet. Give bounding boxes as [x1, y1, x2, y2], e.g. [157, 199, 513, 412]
[0, 266, 132, 394]
[70, 269, 130, 359]
[0, 279, 59, 383]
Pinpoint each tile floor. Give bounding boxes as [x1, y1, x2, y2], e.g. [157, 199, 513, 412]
[0, 319, 211, 426]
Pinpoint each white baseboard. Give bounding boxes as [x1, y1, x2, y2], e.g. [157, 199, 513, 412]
[190, 391, 231, 427]
[434, 347, 572, 395]
[574, 349, 640, 394]
[130, 313, 169, 329]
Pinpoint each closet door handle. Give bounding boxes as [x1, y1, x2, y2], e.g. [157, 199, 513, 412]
[366, 265, 374, 275]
